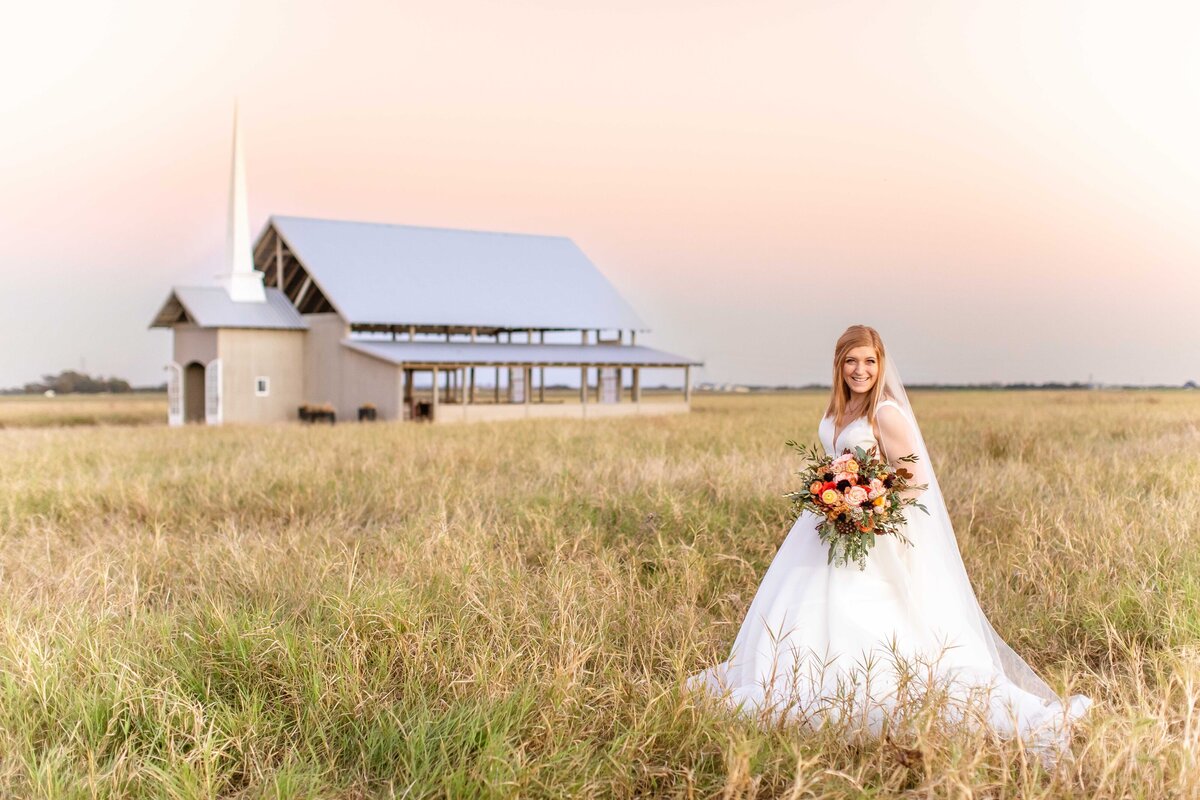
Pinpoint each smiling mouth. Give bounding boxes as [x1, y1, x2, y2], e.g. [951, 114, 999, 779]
[851, 376, 870, 385]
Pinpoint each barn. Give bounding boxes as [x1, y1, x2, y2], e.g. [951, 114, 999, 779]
[150, 114, 700, 426]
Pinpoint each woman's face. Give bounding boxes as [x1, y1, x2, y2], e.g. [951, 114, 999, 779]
[841, 345, 879, 397]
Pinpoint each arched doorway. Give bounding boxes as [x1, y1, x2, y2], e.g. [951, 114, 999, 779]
[184, 362, 206, 423]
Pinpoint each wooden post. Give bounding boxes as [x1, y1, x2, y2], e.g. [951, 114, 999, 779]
[539, 331, 545, 403]
[404, 368, 414, 419]
[632, 367, 641, 403]
[469, 328, 477, 404]
[431, 367, 439, 420]
[631, 330, 637, 346]
[581, 330, 590, 407]
[400, 367, 407, 419]
[274, 236, 283, 288]
[407, 325, 415, 341]
[524, 367, 531, 404]
[500, 331, 508, 404]
[684, 365, 692, 404]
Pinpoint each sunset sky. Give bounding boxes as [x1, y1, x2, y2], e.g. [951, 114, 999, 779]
[2, 0, 1198, 388]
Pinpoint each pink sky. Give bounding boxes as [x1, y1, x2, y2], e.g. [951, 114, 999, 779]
[2, 0, 1198, 387]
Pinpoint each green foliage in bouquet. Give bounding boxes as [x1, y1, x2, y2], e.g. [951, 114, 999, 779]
[783, 439, 930, 570]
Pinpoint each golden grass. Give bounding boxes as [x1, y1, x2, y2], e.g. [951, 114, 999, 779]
[0, 394, 166, 429]
[0, 390, 1198, 797]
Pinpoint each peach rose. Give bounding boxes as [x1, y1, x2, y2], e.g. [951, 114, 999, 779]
[846, 486, 869, 505]
[846, 460, 859, 473]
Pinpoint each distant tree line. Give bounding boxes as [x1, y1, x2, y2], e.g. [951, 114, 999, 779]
[1, 370, 166, 395]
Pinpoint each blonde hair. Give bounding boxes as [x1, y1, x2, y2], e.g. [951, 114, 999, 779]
[823, 325, 888, 438]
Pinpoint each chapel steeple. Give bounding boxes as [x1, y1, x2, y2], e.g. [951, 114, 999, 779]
[220, 103, 266, 303]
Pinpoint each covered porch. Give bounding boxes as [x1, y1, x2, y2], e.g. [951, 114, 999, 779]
[341, 340, 699, 424]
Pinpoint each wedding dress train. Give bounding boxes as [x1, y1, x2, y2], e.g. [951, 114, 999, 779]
[687, 397, 1093, 765]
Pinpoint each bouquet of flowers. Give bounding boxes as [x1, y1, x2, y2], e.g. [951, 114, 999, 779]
[783, 440, 930, 570]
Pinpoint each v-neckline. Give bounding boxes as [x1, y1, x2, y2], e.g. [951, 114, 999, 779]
[832, 411, 868, 453]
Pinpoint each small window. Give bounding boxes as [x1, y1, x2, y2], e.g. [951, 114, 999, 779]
[255, 377, 270, 397]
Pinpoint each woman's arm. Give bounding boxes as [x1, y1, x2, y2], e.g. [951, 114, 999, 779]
[876, 405, 930, 500]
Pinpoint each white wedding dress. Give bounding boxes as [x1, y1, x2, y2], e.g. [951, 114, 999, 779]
[687, 395, 1093, 764]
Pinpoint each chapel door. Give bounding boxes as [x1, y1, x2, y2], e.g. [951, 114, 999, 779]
[184, 362, 206, 423]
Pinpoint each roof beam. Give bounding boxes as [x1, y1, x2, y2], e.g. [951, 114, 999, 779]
[272, 235, 283, 289]
[281, 255, 301, 297]
[253, 225, 276, 265]
[294, 275, 313, 310]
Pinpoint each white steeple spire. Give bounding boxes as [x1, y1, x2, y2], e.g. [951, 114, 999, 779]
[220, 103, 266, 303]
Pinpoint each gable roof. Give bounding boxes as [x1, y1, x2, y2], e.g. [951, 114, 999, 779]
[266, 216, 647, 330]
[149, 287, 308, 330]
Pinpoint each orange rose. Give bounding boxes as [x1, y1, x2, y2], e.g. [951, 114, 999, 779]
[810, 481, 823, 495]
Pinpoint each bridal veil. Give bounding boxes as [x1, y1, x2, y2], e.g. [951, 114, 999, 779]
[872, 354, 1071, 705]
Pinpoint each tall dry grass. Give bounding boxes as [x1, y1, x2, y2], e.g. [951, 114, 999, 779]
[0, 394, 165, 429]
[0, 391, 1197, 797]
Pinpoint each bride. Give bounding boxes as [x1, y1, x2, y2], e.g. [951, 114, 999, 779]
[688, 324, 1093, 764]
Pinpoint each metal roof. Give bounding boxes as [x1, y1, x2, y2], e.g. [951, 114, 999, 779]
[342, 340, 699, 367]
[150, 287, 308, 330]
[269, 216, 648, 330]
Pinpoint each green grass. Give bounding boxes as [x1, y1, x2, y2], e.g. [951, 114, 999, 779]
[0, 391, 1198, 797]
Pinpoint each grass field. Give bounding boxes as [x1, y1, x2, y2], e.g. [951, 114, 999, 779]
[1, 390, 1198, 798]
[0, 394, 166, 429]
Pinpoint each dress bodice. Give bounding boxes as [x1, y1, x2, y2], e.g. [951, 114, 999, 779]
[819, 400, 903, 456]
[819, 413, 874, 456]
